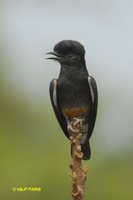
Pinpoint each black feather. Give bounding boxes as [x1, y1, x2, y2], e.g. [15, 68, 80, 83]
[49, 79, 69, 138]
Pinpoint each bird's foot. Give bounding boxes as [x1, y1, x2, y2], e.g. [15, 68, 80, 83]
[67, 118, 83, 134]
[67, 123, 78, 133]
[73, 117, 83, 128]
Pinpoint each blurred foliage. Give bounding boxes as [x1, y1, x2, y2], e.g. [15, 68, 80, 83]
[0, 63, 132, 200]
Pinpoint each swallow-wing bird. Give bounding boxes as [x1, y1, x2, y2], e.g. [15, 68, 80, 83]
[47, 40, 98, 160]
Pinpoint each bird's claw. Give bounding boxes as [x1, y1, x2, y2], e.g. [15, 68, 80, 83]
[73, 118, 83, 127]
[67, 118, 83, 134]
[67, 124, 77, 133]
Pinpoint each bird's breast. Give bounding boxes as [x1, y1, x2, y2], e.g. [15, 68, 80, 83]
[57, 74, 91, 109]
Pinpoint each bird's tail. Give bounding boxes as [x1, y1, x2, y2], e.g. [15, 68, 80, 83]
[71, 141, 91, 160]
[81, 141, 91, 160]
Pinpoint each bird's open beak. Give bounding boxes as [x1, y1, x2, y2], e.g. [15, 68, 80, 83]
[46, 52, 62, 61]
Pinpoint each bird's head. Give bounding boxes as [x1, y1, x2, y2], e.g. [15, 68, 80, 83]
[46, 40, 86, 66]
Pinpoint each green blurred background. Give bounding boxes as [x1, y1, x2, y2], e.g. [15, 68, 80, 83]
[0, 1, 133, 199]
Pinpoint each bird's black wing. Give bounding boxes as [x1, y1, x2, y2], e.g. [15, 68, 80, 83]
[49, 79, 70, 138]
[87, 76, 98, 139]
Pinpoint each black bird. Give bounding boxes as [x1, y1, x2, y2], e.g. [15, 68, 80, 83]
[47, 40, 98, 160]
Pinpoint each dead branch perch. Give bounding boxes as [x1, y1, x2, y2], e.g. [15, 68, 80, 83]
[69, 122, 88, 200]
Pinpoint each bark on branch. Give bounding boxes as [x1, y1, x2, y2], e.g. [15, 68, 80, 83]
[69, 122, 88, 200]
